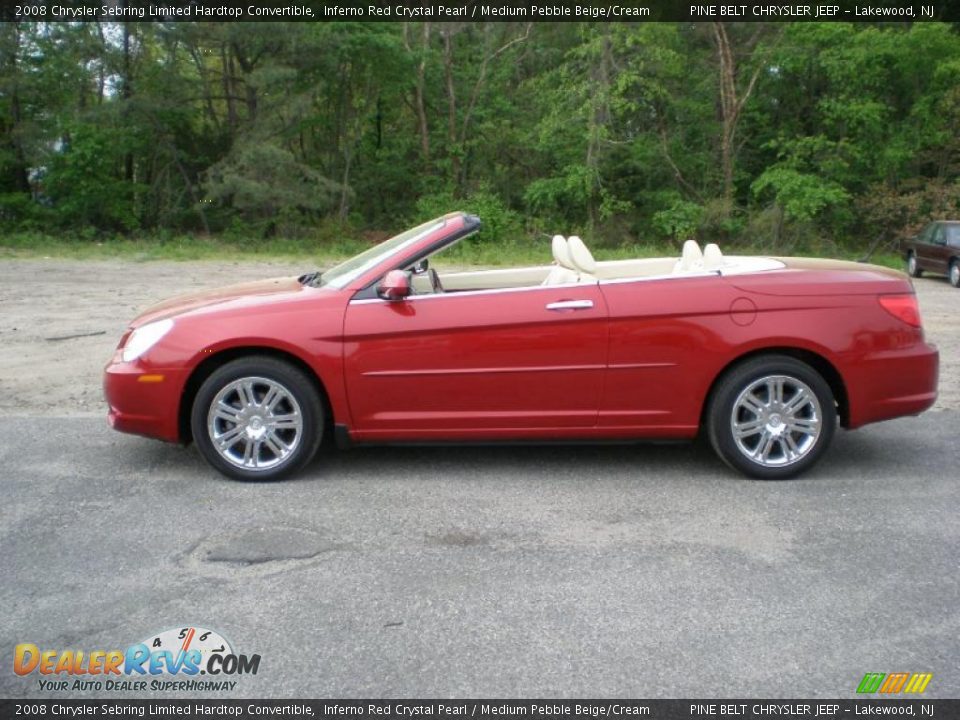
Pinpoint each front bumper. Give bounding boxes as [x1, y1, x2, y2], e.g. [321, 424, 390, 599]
[103, 361, 187, 443]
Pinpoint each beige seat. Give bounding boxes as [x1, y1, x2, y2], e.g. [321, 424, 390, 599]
[703, 243, 723, 271]
[542, 235, 580, 286]
[674, 240, 704, 273]
[566, 236, 598, 282]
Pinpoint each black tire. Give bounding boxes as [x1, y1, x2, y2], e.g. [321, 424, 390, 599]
[191, 356, 323, 481]
[906, 251, 922, 278]
[950, 259, 960, 288]
[707, 355, 837, 480]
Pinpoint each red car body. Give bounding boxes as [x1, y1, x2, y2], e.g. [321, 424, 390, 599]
[104, 213, 938, 478]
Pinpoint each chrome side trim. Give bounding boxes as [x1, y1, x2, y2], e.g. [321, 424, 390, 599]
[596, 270, 720, 286]
[362, 364, 605, 378]
[348, 280, 600, 305]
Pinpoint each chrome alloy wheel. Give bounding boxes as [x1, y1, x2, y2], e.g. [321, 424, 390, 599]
[907, 253, 918, 275]
[951, 262, 960, 287]
[730, 374, 823, 468]
[206, 376, 303, 471]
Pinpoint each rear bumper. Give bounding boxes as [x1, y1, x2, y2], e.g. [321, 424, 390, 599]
[845, 342, 939, 429]
[103, 362, 186, 443]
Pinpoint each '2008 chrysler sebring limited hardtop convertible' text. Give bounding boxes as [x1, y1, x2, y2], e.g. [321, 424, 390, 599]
[104, 212, 938, 481]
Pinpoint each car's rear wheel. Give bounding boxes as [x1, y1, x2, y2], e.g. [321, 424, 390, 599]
[950, 259, 960, 288]
[707, 355, 837, 480]
[907, 252, 922, 278]
[191, 356, 323, 481]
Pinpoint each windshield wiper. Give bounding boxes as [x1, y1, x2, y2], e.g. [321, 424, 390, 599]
[298, 271, 322, 287]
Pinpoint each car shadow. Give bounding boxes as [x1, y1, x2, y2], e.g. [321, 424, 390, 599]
[127, 423, 920, 486]
[306, 438, 730, 484]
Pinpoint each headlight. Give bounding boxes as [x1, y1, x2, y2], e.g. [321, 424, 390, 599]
[122, 319, 174, 362]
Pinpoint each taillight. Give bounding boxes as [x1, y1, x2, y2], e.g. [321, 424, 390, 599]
[878, 294, 922, 327]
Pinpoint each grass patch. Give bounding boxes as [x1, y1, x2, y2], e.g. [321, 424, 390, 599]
[0, 231, 906, 272]
[0, 232, 368, 264]
[856, 251, 904, 270]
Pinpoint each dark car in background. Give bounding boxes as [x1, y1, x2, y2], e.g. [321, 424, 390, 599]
[902, 220, 960, 287]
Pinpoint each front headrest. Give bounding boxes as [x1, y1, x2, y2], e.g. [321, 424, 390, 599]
[551, 235, 574, 269]
[680, 240, 703, 270]
[703, 243, 723, 270]
[567, 236, 596, 274]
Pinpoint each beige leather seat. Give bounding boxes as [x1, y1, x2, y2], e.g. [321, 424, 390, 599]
[566, 236, 598, 282]
[542, 235, 580, 285]
[674, 240, 704, 273]
[703, 243, 723, 271]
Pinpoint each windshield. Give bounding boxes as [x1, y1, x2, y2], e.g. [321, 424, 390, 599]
[320, 218, 447, 289]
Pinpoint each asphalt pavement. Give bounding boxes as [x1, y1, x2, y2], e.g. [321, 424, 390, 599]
[1, 413, 957, 698]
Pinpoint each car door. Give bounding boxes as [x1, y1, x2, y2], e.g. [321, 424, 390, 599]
[948, 226, 960, 256]
[915, 223, 936, 271]
[596, 274, 741, 436]
[930, 223, 950, 273]
[342, 283, 608, 439]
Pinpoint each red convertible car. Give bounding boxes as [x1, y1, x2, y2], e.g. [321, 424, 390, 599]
[104, 212, 938, 481]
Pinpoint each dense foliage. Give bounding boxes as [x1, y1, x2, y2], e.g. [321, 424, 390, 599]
[2, 20, 959, 252]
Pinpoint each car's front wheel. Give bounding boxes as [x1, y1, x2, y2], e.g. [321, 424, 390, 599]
[950, 259, 960, 288]
[707, 355, 837, 480]
[907, 251, 922, 278]
[191, 356, 323, 481]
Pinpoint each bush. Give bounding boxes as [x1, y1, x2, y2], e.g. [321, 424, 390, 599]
[855, 179, 960, 244]
[0, 192, 49, 231]
[652, 199, 704, 243]
[751, 168, 849, 223]
[205, 143, 343, 238]
[43, 124, 142, 232]
[415, 187, 523, 245]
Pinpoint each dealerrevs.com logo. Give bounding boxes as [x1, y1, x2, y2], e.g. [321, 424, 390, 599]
[856, 672, 933, 694]
[13, 626, 260, 693]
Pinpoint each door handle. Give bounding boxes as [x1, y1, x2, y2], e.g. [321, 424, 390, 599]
[546, 300, 594, 311]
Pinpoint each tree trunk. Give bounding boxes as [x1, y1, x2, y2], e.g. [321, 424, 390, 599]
[455, 24, 532, 195]
[404, 22, 431, 166]
[221, 45, 238, 133]
[8, 92, 31, 194]
[122, 21, 134, 184]
[711, 23, 777, 212]
[712, 23, 737, 208]
[187, 43, 220, 130]
[585, 26, 612, 228]
[339, 146, 352, 222]
[231, 42, 259, 123]
[1, 23, 30, 194]
[442, 26, 460, 192]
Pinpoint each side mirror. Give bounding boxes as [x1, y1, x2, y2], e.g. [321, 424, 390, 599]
[377, 270, 411, 301]
[411, 258, 429, 275]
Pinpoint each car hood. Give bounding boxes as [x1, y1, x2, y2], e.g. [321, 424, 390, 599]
[131, 276, 307, 327]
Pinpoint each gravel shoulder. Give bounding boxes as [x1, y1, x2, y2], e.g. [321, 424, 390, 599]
[0, 258, 307, 416]
[0, 258, 955, 417]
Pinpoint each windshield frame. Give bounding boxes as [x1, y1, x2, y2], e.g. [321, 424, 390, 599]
[320, 217, 449, 290]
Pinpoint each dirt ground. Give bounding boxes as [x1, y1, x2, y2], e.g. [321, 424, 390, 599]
[0, 257, 955, 417]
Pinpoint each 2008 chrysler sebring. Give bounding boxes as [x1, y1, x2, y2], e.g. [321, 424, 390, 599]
[104, 212, 938, 481]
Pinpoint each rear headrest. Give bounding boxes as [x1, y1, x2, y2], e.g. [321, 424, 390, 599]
[567, 236, 596, 274]
[679, 240, 703, 271]
[551, 235, 574, 269]
[703, 243, 723, 271]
